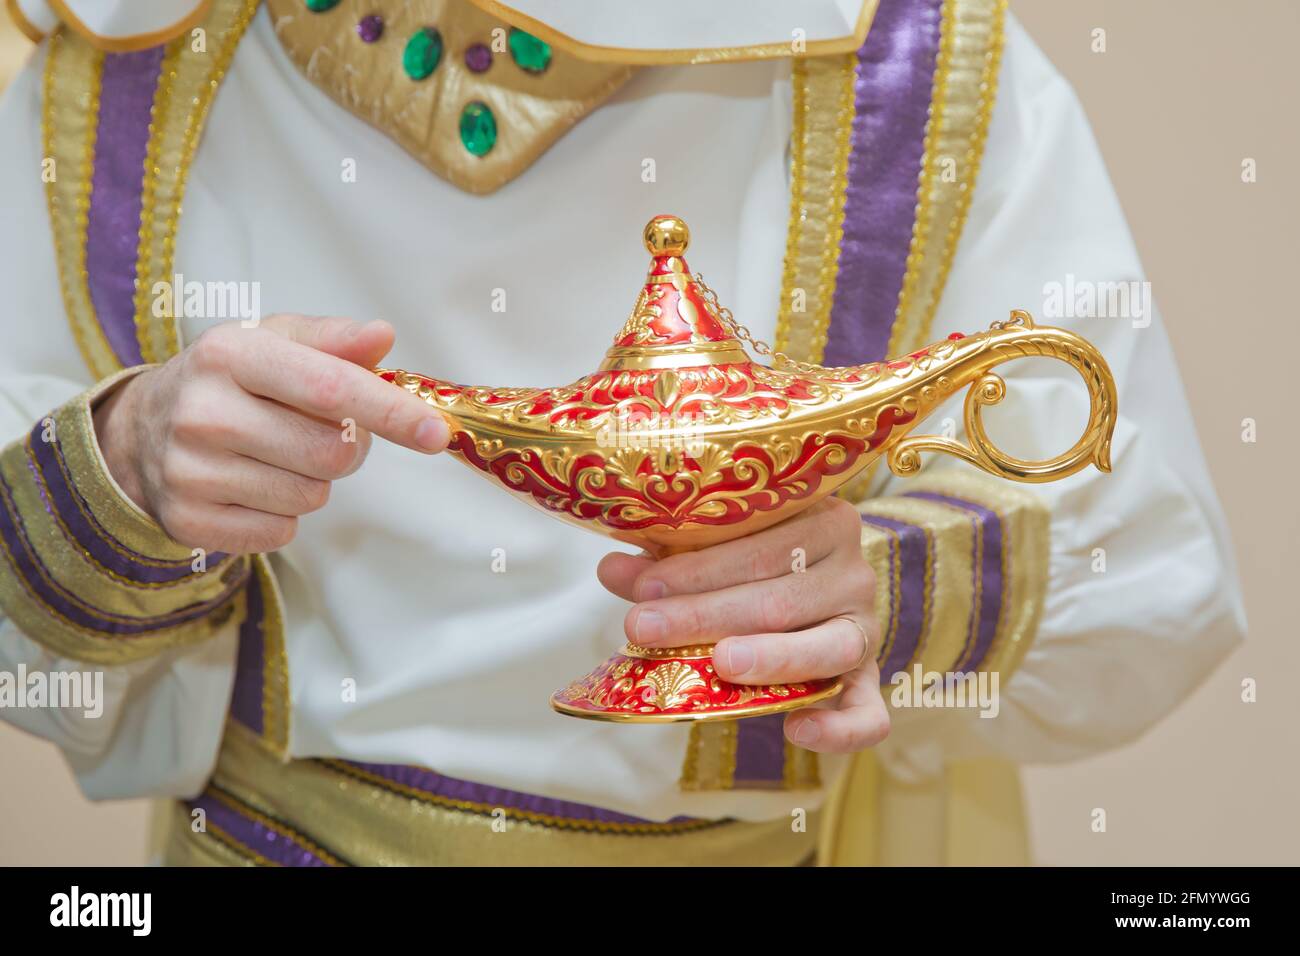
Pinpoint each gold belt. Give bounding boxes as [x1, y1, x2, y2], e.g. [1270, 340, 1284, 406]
[162, 723, 819, 866]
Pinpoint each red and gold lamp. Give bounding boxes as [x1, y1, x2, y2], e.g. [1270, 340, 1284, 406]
[378, 215, 1118, 722]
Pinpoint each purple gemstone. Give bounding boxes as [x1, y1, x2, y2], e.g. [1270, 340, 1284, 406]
[464, 42, 493, 73]
[356, 14, 384, 43]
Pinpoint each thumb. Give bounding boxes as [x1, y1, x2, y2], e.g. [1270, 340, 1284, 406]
[258, 314, 396, 368]
[596, 551, 657, 602]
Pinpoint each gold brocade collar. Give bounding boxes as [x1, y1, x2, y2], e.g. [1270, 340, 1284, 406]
[267, 0, 633, 195]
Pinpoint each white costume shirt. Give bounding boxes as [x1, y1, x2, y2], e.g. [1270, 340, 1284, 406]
[0, 10, 1246, 821]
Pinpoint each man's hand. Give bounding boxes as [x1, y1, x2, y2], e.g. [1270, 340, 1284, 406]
[93, 315, 448, 555]
[597, 497, 888, 753]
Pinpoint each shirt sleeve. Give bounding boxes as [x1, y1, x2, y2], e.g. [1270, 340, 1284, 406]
[861, 13, 1246, 778]
[0, 43, 238, 799]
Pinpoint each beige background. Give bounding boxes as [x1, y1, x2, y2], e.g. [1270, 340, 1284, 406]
[1, 1, 1297, 865]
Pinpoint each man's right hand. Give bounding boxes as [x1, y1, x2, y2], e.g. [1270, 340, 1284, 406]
[92, 314, 448, 555]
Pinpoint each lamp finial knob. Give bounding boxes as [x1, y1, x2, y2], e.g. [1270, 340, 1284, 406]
[644, 215, 690, 257]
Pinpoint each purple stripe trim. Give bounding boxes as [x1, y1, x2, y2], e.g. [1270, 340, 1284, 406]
[85, 46, 165, 368]
[733, 714, 787, 785]
[861, 514, 930, 680]
[26, 425, 225, 582]
[337, 759, 701, 827]
[229, 569, 266, 736]
[824, 0, 945, 366]
[188, 790, 334, 866]
[904, 492, 1005, 670]
[0, 468, 244, 635]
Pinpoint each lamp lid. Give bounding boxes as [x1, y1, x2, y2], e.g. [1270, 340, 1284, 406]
[600, 215, 750, 371]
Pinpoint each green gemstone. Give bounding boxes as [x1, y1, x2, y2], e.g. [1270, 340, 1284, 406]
[459, 101, 497, 157]
[507, 28, 552, 74]
[403, 28, 443, 81]
[304, 0, 340, 11]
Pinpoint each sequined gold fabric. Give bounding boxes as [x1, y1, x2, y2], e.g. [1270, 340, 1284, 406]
[163, 723, 822, 866]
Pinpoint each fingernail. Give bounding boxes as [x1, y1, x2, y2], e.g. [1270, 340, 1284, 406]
[637, 578, 665, 601]
[415, 417, 448, 452]
[726, 642, 755, 676]
[635, 609, 667, 644]
[792, 719, 821, 747]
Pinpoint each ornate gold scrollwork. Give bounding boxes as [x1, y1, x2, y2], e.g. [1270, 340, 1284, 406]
[887, 311, 1116, 483]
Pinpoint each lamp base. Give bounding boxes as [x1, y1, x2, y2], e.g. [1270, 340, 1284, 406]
[550, 642, 843, 723]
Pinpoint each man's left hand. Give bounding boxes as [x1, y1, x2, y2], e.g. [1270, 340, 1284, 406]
[597, 498, 889, 753]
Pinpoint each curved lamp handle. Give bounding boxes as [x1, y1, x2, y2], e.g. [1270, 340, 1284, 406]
[886, 311, 1118, 484]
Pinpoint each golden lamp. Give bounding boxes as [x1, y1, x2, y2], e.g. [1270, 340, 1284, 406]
[378, 215, 1117, 723]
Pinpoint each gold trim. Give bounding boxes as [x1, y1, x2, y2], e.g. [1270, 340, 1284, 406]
[2, 450, 238, 615]
[203, 819, 270, 865]
[42, 31, 118, 380]
[465, 0, 880, 65]
[859, 521, 902, 666]
[860, 494, 968, 674]
[20, 442, 215, 589]
[253, 554, 290, 757]
[46, 0, 214, 54]
[679, 721, 739, 791]
[860, 506, 937, 670]
[0, 369, 250, 663]
[207, 784, 345, 865]
[53, 371, 200, 560]
[162, 721, 822, 864]
[133, 0, 260, 364]
[913, 493, 992, 670]
[916, 0, 1006, 330]
[774, 53, 857, 363]
[887, 0, 955, 359]
[319, 752, 720, 836]
[0, 514, 241, 665]
[860, 469, 1054, 682]
[890, 0, 1006, 356]
[132, 40, 181, 365]
[921, 470, 1050, 681]
[622, 641, 716, 660]
[599, 342, 749, 371]
[783, 740, 822, 789]
[840, 0, 1007, 501]
[552, 678, 843, 723]
[6, 0, 47, 42]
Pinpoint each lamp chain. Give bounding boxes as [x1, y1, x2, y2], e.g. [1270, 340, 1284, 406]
[692, 273, 827, 374]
